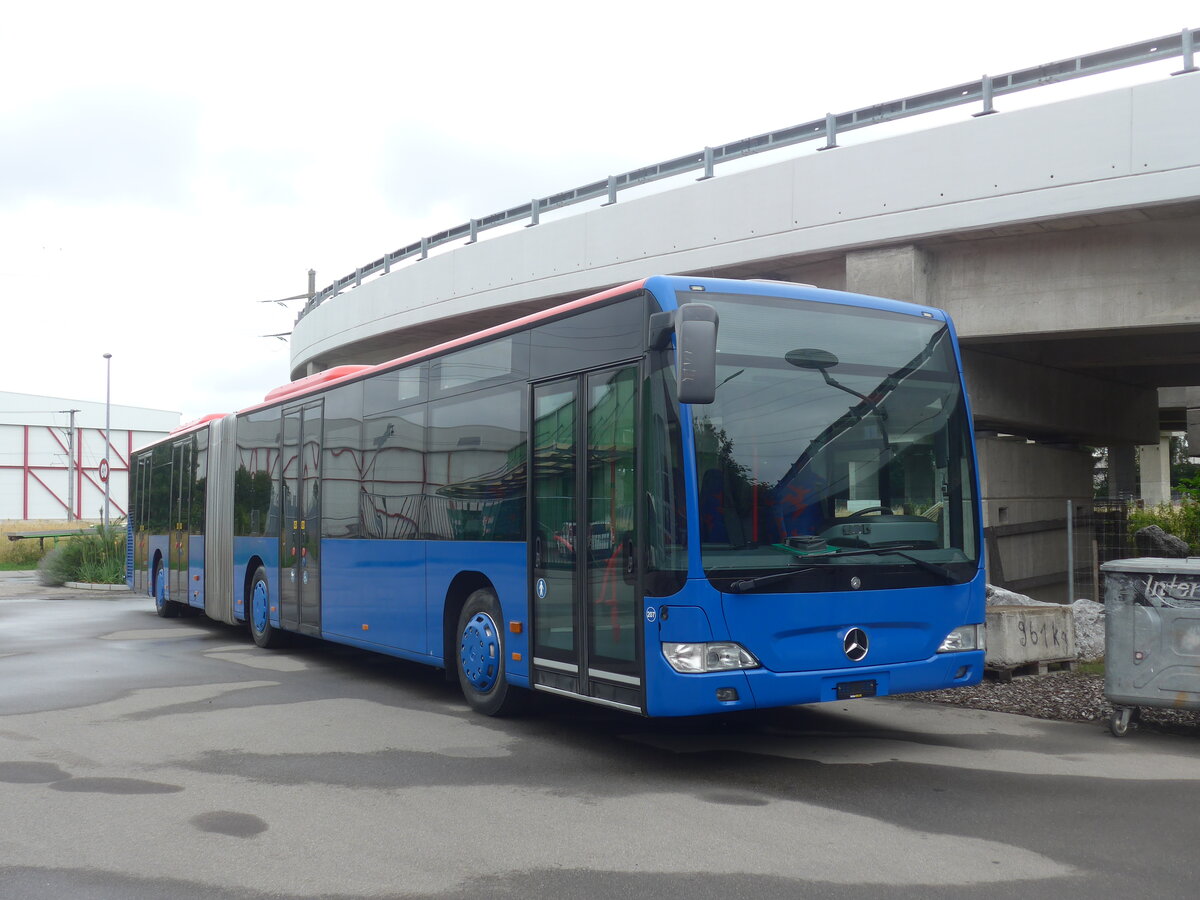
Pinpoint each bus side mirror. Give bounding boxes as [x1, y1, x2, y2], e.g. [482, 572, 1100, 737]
[648, 304, 720, 405]
[675, 304, 718, 405]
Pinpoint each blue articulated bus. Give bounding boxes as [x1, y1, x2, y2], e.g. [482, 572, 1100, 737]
[129, 275, 985, 716]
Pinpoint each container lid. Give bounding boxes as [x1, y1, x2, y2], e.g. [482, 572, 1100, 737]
[1100, 557, 1200, 574]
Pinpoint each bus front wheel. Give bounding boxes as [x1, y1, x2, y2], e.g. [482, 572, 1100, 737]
[248, 567, 288, 649]
[456, 589, 524, 716]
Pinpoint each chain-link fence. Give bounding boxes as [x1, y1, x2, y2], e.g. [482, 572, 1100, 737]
[983, 498, 1141, 603]
[1067, 499, 1139, 602]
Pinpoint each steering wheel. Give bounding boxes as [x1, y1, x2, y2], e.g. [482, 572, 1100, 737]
[844, 506, 893, 520]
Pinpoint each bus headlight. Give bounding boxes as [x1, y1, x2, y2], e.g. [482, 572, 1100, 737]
[662, 642, 760, 673]
[938, 624, 984, 653]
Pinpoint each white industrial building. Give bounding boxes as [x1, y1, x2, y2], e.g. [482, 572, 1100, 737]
[0, 391, 179, 522]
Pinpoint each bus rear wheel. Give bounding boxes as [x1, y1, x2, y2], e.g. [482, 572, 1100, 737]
[154, 561, 179, 618]
[248, 566, 288, 649]
[456, 589, 524, 716]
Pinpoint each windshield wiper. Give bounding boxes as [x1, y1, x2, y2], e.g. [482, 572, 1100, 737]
[726, 547, 960, 593]
[716, 368, 744, 391]
[817, 546, 959, 582]
[727, 566, 817, 593]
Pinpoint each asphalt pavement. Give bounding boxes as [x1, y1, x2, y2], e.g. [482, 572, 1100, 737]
[1, 571, 1197, 899]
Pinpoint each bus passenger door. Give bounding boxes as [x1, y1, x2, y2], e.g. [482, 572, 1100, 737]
[531, 365, 642, 711]
[169, 441, 190, 604]
[133, 455, 149, 594]
[280, 400, 323, 636]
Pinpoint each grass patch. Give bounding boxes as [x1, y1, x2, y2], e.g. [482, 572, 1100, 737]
[1075, 660, 1105, 676]
[0, 520, 101, 570]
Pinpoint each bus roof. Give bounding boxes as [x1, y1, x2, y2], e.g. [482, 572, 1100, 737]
[263, 365, 375, 404]
[169, 412, 227, 436]
[188, 274, 948, 426]
[244, 277, 649, 416]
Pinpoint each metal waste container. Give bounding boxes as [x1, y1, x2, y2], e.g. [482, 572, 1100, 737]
[1102, 557, 1200, 736]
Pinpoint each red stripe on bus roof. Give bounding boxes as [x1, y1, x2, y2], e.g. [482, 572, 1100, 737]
[239, 278, 648, 416]
[170, 412, 227, 436]
[263, 364, 374, 404]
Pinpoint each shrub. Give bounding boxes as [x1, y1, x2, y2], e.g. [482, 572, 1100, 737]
[37, 546, 74, 586]
[36, 521, 126, 586]
[1179, 473, 1200, 502]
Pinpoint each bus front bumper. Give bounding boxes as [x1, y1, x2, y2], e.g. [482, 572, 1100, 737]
[645, 650, 984, 717]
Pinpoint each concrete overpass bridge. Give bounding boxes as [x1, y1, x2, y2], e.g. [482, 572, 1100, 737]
[289, 31, 1200, 599]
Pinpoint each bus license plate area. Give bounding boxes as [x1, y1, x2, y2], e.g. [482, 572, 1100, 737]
[836, 680, 878, 700]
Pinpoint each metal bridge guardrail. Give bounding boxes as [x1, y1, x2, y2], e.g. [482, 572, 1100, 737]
[297, 28, 1198, 321]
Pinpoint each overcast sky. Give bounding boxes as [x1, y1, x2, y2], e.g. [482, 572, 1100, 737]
[1, 1, 1194, 425]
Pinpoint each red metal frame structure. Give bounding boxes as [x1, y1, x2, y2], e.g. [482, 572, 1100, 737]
[0, 425, 131, 519]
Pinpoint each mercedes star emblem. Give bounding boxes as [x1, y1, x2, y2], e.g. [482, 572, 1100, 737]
[843, 627, 869, 661]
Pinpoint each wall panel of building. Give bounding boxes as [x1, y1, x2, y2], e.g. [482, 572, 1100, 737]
[0, 392, 179, 522]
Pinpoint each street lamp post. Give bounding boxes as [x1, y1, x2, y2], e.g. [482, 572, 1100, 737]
[103, 353, 112, 528]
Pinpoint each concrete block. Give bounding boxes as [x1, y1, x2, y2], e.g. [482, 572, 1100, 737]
[986, 605, 1077, 668]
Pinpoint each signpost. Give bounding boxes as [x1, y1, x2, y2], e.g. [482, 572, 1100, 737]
[103, 353, 112, 527]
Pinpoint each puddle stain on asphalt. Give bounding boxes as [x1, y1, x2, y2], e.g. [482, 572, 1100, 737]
[0, 761, 71, 783]
[48, 777, 183, 794]
[190, 811, 269, 837]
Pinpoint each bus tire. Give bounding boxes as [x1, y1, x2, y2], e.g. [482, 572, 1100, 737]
[456, 588, 524, 716]
[248, 566, 288, 649]
[154, 560, 179, 618]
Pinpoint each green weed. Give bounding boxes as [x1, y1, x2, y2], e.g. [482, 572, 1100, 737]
[1128, 501, 1200, 553]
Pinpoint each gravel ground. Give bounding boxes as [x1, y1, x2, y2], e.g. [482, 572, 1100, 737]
[906, 585, 1198, 737]
[908, 671, 1200, 736]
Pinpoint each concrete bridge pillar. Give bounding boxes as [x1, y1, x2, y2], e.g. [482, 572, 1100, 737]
[1139, 436, 1173, 506]
[844, 245, 930, 304]
[1189, 389, 1200, 453]
[1108, 444, 1138, 500]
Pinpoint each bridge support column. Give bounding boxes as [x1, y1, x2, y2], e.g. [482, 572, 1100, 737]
[844, 245, 930, 304]
[1108, 444, 1138, 500]
[1139, 435, 1172, 506]
[1189, 391, 1200, 455]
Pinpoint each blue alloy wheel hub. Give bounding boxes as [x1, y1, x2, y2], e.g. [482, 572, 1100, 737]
[252, 580, 269, 633]
[460, 612, 500, 692]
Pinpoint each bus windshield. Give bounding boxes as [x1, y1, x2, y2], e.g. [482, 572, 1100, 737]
[686, 291, 979, 588]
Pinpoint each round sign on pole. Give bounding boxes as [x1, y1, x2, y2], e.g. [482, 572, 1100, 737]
[99, 458, 110, 482]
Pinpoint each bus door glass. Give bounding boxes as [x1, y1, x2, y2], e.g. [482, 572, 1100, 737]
[169, 441, 190, 602]
[531, 365, 641, 709]
[280, 400, 324, 634]
[133, 455, 150, 594]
